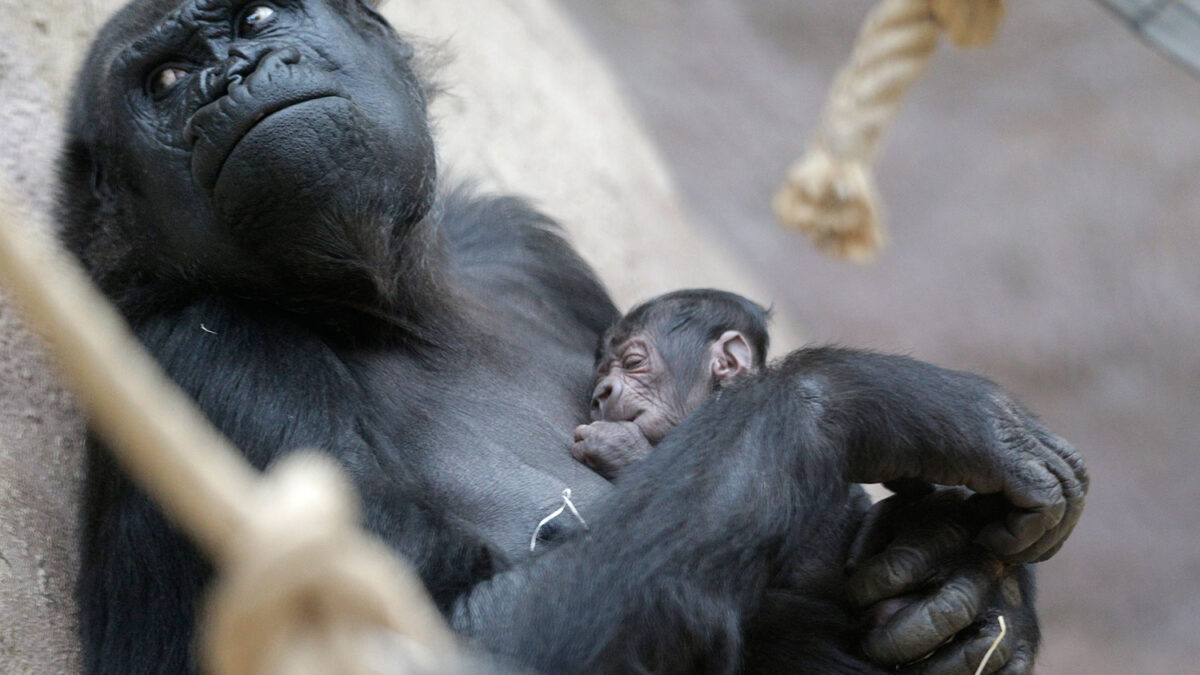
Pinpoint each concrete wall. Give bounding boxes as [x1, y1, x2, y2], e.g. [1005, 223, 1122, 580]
[0, 2, 110, 670]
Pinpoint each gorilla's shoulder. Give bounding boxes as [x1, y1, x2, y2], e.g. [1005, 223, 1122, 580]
[437, 184, 618, 336]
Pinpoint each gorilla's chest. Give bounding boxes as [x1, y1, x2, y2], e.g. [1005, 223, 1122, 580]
[349, 348, 613, 559]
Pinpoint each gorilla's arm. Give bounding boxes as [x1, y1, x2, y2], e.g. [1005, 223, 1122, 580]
[453, 347, 1085, 673]
[790, 347, 1087, 564]
[781, 348, 1077, 673]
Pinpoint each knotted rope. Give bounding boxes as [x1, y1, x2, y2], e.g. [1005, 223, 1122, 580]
[773, 0, 1005, 263]
[0, 188, 458, 673]
[204, 455, 457, 675]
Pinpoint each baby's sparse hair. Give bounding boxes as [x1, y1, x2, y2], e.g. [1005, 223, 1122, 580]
[601, 289, 771, 385]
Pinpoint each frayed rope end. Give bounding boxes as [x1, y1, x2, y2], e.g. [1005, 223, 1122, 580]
[773, 148, 885, 264]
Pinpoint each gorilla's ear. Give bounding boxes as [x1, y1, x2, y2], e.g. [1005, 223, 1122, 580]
[710, 331, 754, 386]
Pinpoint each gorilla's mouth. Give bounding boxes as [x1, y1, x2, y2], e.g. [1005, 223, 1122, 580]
[606, 408, 643, 425]
[186, 93, 347, 193]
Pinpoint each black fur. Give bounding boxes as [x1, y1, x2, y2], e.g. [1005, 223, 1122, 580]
[62, 1, 1083, 673]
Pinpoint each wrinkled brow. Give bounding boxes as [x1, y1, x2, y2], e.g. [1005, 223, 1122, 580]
[115, 1, 229, 71]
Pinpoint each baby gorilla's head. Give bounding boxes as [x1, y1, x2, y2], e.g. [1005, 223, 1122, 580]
[591, 289, 770, 443]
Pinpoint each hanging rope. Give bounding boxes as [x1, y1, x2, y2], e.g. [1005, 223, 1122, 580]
[0, 187, 459, 673]
[773, 0, 1005, 263]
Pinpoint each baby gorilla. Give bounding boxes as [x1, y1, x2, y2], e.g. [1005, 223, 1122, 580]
[573, 290, 1044, 671]
[573, 289, 769, 479]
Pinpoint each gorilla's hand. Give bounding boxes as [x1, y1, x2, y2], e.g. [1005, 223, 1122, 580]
[841, 380, 1088, 565]
[846, 489, 1039, 674]
[973, 393, 1087, 563]
[571, 421, 653, 480]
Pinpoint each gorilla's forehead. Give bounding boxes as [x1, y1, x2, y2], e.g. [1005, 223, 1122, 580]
[94, 0, 231, 60]
[98, 0, 360, 43]
[85, 0, 361, 73]
[102, 0, 205, 44]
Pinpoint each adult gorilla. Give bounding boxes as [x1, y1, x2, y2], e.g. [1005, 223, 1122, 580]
[59, 0, 1086, 672]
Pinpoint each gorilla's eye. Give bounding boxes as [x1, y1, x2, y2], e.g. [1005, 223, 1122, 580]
[148, 65, 190, 97]
[238, 4, 277, 34]
[622, 354, 645, 370]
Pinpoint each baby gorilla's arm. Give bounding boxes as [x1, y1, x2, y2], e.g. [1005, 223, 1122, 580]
[571, 421, 654, 480]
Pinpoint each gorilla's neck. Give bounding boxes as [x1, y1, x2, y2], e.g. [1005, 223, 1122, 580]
[93, 206, 459, 349]
[257, 208, 460, 347]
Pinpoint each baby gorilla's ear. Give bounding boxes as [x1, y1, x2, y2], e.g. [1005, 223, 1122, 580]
[709, 331, 754, 386]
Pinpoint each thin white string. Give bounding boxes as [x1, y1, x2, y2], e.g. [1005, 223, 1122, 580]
[529, 488, 589, 552]
[974, 614, 1007, 675]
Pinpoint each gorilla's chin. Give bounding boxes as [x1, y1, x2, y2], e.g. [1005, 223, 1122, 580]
[210, 97, 434, 239]
[212, 97, 358, 221]
[191, 94, 344, 192]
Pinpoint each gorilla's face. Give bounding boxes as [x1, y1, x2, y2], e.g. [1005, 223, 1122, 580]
[63, 0, 435, 297]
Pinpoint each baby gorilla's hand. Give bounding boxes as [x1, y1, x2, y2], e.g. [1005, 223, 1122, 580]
[571, 421, 653, 480]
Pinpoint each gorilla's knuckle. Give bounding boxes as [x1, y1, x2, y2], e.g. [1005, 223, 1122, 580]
[862, 629, 915, 666]
[994, 643, 1033, 675]
[876, 544, 929, 585]
[935, 581, 983, 625]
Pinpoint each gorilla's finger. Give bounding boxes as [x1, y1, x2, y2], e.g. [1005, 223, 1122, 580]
[1032, 425, 1084, 471]
[570, 442, 594, 466]
[1029, 539, 1064, 563]
[992, 643, 1034, 675]
[861, 562, 996, 665]
[848, 515, 973, 607]
[978, 510, 1048, 557]
[845, 496, 902, 574]
[907, 623, 1016, 675]
[999, 453, 1063, 515]
[975, 459, 1063, 560]
[1019, 438, 1087, 563]
[848, 546, 931, 609]
[573, 424, 591, 442]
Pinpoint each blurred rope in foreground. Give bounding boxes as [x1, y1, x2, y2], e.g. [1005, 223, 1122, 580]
[0, 186, 459, 674]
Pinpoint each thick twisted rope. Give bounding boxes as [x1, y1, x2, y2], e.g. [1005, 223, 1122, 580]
[204, 456, 456, 675]
[0, 188, 459, 673]
[774, 0, 1004, 263]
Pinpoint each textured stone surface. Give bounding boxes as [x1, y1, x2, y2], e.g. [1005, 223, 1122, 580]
[0, 2, 109, 671]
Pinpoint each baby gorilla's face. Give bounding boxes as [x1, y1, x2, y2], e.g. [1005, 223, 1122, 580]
[590, 334, 711, 444]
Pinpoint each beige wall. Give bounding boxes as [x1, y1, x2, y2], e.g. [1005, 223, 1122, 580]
[0, 2, 113, 670]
